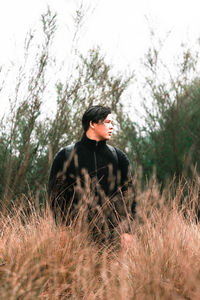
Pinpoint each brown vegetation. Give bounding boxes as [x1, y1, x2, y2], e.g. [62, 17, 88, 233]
[1, 175, 200, 299]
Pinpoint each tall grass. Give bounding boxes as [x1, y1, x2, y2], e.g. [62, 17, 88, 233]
[1, 176, 200, 299]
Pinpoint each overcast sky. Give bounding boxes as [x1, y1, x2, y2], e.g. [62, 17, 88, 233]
[0, 0, 200, 117]
[1, 0, 200, 62]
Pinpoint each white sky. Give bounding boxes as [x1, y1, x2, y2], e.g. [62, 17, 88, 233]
[0, 0, 200, 119]
[1, 0, 200, 65]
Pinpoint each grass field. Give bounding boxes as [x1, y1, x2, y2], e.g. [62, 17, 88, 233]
[1, 177, 200, 299]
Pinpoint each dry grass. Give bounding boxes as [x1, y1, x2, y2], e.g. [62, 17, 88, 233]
[1, 177, 200, 299]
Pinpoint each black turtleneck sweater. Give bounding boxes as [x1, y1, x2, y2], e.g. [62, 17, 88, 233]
[48, 133, 136, 238]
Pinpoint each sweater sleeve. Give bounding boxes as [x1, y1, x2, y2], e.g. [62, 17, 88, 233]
[116, 148, 136, 218]
[48, 148, 67, 213]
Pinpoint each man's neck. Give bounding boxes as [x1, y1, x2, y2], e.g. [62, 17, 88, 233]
[86, 130, 101, 142]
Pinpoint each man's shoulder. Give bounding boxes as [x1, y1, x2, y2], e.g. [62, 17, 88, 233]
[64, 143, 75, 153]
[114, 147, 130, 165]
[62, 143, 79, 159]
[111, 146, 126, 155]
[54, 143, 76, 161]
[106, 145, 129, 166]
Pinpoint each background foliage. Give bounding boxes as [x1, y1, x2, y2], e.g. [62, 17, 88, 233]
[1, 8, 200, 209]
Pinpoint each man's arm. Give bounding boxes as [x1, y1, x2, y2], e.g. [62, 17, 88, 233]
[116, 148, 136, 218]
[48, 148, 67, 213]
[115, 149, 136, 248]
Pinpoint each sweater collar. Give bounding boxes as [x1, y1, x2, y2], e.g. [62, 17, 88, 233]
[80, 133, 106, 149]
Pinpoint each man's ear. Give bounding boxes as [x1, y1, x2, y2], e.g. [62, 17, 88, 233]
[90, 121, 95, 128]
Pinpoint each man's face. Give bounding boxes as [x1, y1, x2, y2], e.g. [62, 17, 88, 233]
[93, 114, 114, 141]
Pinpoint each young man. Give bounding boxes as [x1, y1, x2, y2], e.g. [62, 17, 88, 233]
[48, 105, 136, 247]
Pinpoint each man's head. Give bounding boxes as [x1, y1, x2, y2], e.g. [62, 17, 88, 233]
[82, 105, 114, 141]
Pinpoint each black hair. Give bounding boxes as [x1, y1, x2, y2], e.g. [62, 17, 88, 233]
[82, 105, 111, 132]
